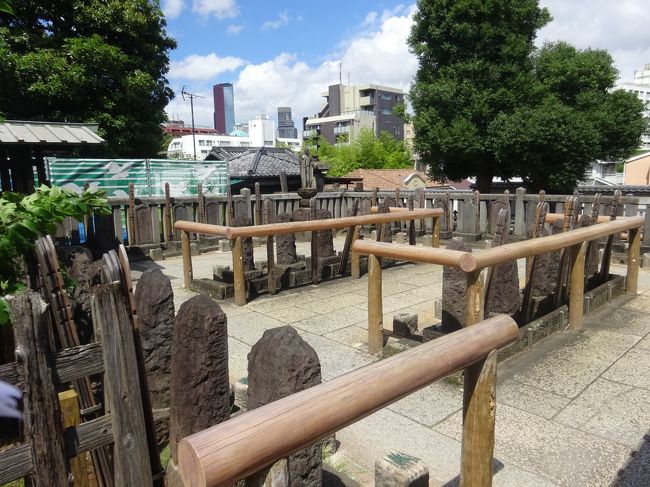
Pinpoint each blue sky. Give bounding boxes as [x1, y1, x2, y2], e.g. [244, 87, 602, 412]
[162, 0, 650, 129]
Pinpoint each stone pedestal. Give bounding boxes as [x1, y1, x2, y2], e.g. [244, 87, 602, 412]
[375, 451, 429, 487]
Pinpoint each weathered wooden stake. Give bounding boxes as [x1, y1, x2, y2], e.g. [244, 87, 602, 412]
[92, 284, 153, 487]
[164, 182, 173, 241]
[460, 269, 494, 487]
[310, 200, 320, 285]
[408, 196, 416, 245]
[128, 182, 138, 245]
[13, 291, 71, 487]
[351, 226, 361, 279]
[264, 200, 276, 295]
[232, 236, 247, 305]
[368, 254, 384, 355]
[181, 230, 193, 288]
[568, 242, 587, 330]
[339, 199, 360, 275]
[59, 389, 90, 487]
[255, 182, 262, 225]
[279, 170, 289, 193]
[626, 227, 640, 295]
[432, 217, 440, 248]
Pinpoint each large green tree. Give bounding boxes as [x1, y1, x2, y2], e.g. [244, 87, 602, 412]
[315, 129, 413, 177]
[408, 0, 646, 192]
[0, 0, 176, 157]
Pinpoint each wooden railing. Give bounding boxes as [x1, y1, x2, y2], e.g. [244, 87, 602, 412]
[177, 314, 519, 487]
[174, 209, 441, 305]
[353, 215, 644, 354]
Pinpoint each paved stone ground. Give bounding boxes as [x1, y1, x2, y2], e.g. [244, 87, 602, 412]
[132, 239, 650, 486]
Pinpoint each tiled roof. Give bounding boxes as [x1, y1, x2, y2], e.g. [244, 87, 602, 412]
[0, 120, 104, 145]
[206, 147, 300, 178]
[344, 168, 457, 190]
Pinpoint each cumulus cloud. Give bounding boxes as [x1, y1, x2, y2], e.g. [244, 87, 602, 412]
[226, 24, 244, 35]
[162, 0, 184, 19]
[262, 11, 290, 30]
[169, 53, 247, 81]
[538, 0, 650, 80]
[166, 7, 417, 128]
[192, 0, 239, 19]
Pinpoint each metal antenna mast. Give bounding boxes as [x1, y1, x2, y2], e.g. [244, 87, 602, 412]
[181, 86, 204, 160]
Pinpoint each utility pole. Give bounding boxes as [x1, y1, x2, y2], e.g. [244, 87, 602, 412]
[181, 86, 204, 160]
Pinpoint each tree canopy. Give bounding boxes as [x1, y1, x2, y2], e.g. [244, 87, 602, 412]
[408, 0, 646, 192]
[0, 0, 176, 157]
[314, 129, 413, 177]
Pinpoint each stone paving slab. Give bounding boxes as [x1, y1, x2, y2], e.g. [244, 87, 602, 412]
[602, 347, 650, 390]
[497, 380, 571, 420]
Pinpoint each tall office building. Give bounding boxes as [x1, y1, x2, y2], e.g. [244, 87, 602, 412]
[277, 106, 298, 139]
[213, 83, 235, 134]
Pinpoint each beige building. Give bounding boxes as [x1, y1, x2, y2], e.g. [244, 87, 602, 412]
[616, 64, 650, 150]
[624, 152, 650, 185]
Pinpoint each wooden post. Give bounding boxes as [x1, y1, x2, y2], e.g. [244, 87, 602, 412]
[279, 170, 288, 193]
[164, 182, 173, 241]
[91, 284, 153, 487]
[626, 227, 640, 295]
[568, 242, 587, 330]
[264, 200, 276, 295]
[460, 269, 494, 487]
[226, 187, 234, 226]
[368, 254, 384, 355]
[408, 196, 416, 245]
[432, 216, 440, 248]
[351, 226, 361, 279]
[13, 291, 71, 487]
[310, 199, 320, 285]
[181, 230, 193, 288]
[59, 389, 90, 487]
[460, 349, 497, 487]
[338, 199, 360, 275]
[255, 182, 262, 225]
[128, 182, 137, 245]
[197, 183, 205, 223]
[233, 236, 247, 305]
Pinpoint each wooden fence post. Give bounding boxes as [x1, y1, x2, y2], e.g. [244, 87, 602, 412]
[13, 291, 71, 487]
[351, 226, 361, 279]
[59, 390, 90, 487]
[92, 284, 153, 487]
[181, 231, 193, 288]
[368, 254, 383, 355]
[432, 216, 440, 248]
[627, 227, 640, 295]
[164, 182, 173, 241]
[232, 236, 247, 305]
[514, 187, 526, 237]
[568, 242, 587, 330]
[460, 269, 495, 487]
[264, 200, 276, 295]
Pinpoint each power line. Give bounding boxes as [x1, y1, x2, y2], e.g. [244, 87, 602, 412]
[181, 86, 204, 160]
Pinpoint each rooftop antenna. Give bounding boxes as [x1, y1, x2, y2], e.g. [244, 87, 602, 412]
[339, 62, 343, 85]
[181, 86, 204, 160]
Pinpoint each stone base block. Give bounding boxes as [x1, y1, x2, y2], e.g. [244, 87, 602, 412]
[190, 242, 200, 256]
[382, 337, 420, 358]
[421, 235, 433, 246]
[149, 248, 164, 261]
[234, 377, 248, 412]
[643, 253, 650, 268]
[375, 451, 429, 487]
[394, 232, 409, 245]
[421, 322, 444, 342]
[219, 239, 232, 252]
[393, 313, 418, 337]
[452, 231, 482, 242]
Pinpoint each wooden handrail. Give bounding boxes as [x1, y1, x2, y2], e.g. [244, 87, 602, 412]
[352, 216, 643, 273]
[545, 213, 609, 225]
[174, 209, 441, 239]
[353, 240, 467, 268]
[178, 314, 518, 487]
[370, 206, 432, 213]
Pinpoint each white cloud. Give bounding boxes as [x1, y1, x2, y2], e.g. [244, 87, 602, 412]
[192, 0, 239, 19]
[538, 0, 650, 81]
[166, 6, 417, 128]
[226, 24, 244, 35]
[169, 53, 246, 81]
[262, 11, 290, 30]
[162, 0, 184, 19]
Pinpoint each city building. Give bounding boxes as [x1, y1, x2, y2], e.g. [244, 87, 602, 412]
[303, 83, 405, 145]
[616, 64, 650, 150]
[213, 83, 235, 134]
[277, 106, 298, 139]
[162, 120, 218, 137]
[343, 168, 464, 191]
[167, 114, 279, 159]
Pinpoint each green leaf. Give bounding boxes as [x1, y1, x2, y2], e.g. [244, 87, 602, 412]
[0, 297, 11, 325]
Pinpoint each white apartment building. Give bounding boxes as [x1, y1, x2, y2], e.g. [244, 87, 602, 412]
[616, 64, 650, 150]
[168, 114, 291, 159]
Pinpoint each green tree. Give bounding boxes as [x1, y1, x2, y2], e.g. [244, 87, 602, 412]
[408, 0, 645, 192]
[317, 128, 413, 177]
[0, 0, 176, 157]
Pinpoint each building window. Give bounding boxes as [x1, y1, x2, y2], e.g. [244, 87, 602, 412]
[381, 108, 393, 115]
[380, 93, 392, 101]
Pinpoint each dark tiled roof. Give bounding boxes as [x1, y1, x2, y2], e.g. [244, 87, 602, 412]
[206, 147, 300, 178]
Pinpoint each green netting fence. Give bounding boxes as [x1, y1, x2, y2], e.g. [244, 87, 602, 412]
[46, 158, 229, 197]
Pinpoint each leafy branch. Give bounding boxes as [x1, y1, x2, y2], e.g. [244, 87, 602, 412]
[0, 185, 110, 324]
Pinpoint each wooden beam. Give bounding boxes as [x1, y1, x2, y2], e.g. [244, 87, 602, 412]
[178, 315, 519, 487]
[59, 390, 90, 487]
[182, 230, 193, 288]
[626, 227, 641, 295]
[232, 237, 246, 306]
[568, 242, 587, 330]
[350, 226, 361, 279]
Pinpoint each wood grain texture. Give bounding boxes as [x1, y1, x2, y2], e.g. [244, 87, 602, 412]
[178, 315, 518, 487]
[568, 242, 587, 330]
[367, 254, 383, 355]
[182, 230, 193, 288]
[626, 227, 641, 295]
[232, 237, 246, 306]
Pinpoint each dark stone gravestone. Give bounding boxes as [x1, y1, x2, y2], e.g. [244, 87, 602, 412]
[312, 208, 335, 257]
[205, 202, 220, 225]
[247, 326, 322, 487]
[168, 296, 230, 483]
[441, 238, 472, 333]
[135, 269, 175, 447]
[488, 260, 521, 317]
[275, 213, 298, 265]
